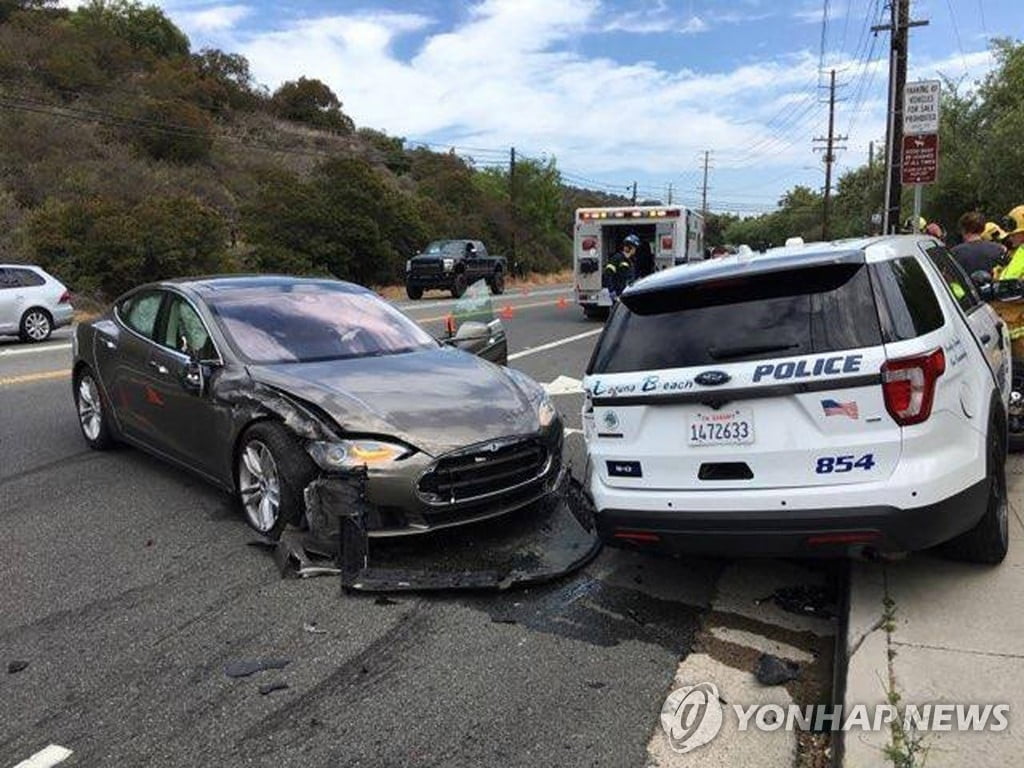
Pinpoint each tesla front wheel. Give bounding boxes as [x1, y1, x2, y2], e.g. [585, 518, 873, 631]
[236, 422, 316, 540]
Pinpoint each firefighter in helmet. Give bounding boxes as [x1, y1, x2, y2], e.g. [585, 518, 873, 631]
[997, 206, 1024, 281]
[603, 234, 638, 296]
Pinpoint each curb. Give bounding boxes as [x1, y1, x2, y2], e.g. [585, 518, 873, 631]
[841, 560, 891, 767]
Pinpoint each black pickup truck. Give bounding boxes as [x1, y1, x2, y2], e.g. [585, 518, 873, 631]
[405, 239, 507, 299]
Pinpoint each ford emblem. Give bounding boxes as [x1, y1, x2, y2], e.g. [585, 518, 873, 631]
[695, 370, 731, 387]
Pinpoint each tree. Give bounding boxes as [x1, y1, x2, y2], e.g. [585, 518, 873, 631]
[0, 0, 57, 23]
[72, 0, 189, 59]
[28, 194, 226, 297]
[270, 77, 354, 133]
[131, 99, 213, 163]
[191, 48, 263, 110]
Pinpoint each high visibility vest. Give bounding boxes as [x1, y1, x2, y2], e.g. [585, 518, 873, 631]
[1000, 246, 1024, 281]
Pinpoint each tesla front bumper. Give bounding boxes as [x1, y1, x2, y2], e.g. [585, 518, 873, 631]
[304, 428, 565, 539]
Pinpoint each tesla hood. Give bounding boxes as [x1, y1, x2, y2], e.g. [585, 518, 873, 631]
[248, 347, 542, 457]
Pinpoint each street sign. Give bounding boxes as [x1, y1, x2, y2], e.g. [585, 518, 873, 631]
[902, 134, 939, 185]
[904, 80, 941, 135]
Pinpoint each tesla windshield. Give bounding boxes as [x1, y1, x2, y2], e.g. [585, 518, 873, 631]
[207, 283, 437, 364]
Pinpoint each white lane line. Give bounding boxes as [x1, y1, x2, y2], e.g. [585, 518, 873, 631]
[394, 285, 571, 311]
[542, 375, 584, 396]
[13, 745, 73, 768]
[0, 342, 72, 358]
[508, 328, 602, 361]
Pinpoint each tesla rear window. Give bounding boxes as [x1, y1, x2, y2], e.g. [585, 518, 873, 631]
[206, 283, 437, 364]
[590, 263, 882, 374]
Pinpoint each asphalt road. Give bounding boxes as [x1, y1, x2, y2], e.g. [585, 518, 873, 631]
[0, 286, 811, 767]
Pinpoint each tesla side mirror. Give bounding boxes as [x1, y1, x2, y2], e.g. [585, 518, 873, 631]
[454, 320, 490, 342]
[978, 283, 995, 301]
[182, 352, 205, 394]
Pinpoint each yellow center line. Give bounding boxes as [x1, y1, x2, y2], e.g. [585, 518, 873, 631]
[0, 370, 71, 388]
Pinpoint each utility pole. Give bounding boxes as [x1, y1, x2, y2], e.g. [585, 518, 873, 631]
[509, 146, 516, 272]
[700, 150, 711, 216]
[630, 181, 638, 205]
[874, 0, 928, 233]
[868, 140, 874, 176]
[813, 69, 847, 240]
[667, 183, 673, 205]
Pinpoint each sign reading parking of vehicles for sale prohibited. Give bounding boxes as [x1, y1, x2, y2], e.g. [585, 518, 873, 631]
[902, 80, 940, 185]
[903, 79, 941, 135]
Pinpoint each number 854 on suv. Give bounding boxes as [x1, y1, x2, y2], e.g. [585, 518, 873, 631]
[583, 235, 1014, 563]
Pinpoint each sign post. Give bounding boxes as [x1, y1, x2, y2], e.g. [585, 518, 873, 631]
[902, 80, 941, 233]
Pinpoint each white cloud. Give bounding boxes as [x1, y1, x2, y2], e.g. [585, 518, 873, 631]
[177, 4, 252, 33]
[230, 0, 833, 178]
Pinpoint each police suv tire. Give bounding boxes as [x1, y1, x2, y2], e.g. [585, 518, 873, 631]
[944, 419, 1009, 564]
[236, 421, 318, 541]
[451, 272, 468, 299]
[406, 285, 423, 300]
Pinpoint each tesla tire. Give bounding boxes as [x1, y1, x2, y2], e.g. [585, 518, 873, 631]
[236, 422, 317, 540]
[74, 366, 115, 450]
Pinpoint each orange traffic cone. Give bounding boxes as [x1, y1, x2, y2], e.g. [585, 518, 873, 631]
[556, 296, 568, 310]
[500, 304, 515, 320]
[444, 314, 455, 336]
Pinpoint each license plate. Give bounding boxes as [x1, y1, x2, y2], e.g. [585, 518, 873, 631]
[688, 408, 754, 446]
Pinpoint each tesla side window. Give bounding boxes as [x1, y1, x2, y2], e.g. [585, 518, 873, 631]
[162, 295, 217, 359]
[119, 291, 163, 339]
[207, 283, 438, 364]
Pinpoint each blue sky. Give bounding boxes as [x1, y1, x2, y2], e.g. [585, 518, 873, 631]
[69, 0, 1023, 214]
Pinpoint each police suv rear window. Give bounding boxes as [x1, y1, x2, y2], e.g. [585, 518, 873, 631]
[589, 263, 882, 374]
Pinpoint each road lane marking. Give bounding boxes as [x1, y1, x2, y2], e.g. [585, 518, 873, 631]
[0, 342, 72, 358]
[13, 745, 73, 768]
[508, 328, 602, 361]
[543, 375, 584, 396]
[0, 370, 70, 387]
[416, 298, 571, 324]
[394, 286, 570, 311]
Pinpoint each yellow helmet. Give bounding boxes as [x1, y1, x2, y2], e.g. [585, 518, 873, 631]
[982, 221, 1007, 242]
[1002, 205, 1024, 237]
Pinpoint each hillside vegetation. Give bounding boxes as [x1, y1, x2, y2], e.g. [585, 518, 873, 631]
[0, 0, 624, 298]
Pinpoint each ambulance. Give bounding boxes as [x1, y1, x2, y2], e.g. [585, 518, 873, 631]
[573, 205, 705, 317]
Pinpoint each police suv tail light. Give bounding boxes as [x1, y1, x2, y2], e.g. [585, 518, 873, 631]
[881, 348, 945, 426]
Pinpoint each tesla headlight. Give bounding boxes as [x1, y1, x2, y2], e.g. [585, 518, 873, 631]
[307, 440, 410, 470]
[538, 396, 557, 429]
[442, 257, 455, 272]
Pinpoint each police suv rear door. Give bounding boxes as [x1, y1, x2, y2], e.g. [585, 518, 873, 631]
[584, 252, 903, 490]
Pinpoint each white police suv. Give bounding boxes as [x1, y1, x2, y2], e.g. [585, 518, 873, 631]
[583, 236, 1012, 563]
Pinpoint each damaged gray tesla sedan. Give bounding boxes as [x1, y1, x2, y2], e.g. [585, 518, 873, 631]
[72, 276, 564, 539]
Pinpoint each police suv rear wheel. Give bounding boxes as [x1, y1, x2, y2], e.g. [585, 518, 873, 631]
[944, 419, 1009, 564]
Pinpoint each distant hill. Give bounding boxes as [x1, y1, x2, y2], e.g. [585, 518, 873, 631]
[0, 0, 627, 298]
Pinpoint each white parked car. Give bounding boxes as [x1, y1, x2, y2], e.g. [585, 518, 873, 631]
[583, 236, 1012, 563]
[0, 264, 74, 342]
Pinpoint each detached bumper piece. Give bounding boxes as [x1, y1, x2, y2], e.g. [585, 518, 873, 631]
[284, 471, 600, 592]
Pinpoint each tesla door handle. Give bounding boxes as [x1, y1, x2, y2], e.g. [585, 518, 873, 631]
[981, 333, 992, 344]
[149, 361, 169, 375]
